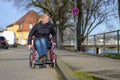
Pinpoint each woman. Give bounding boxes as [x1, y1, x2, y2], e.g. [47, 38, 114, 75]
[28, 14, 56, 60]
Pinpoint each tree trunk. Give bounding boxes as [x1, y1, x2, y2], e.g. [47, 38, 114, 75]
[118, 0, 120, 20]
[58, 26, 64, 49]
[56, 25, 60, 48]
[77, 0, 83, 51]
[55, 25, 64, 49]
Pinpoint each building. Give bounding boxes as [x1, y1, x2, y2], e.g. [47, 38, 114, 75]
[7, 10, 40, 45]
[7, 24, 19, 39]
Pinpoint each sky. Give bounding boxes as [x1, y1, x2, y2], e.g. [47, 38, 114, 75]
[0, 1, 33, 29]
[0, 0, 120, 35]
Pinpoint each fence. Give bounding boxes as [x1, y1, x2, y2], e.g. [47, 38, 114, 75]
[83, 30, 120, 54]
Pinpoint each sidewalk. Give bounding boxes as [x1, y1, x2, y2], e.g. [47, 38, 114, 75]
[56, 49, 120, 80]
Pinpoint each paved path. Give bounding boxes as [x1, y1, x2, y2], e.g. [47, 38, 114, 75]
[0, 46, 58, 80]
[56, 49, 120, 80]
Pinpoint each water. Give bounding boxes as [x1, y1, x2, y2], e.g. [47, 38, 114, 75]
[86, 48, 120, 54]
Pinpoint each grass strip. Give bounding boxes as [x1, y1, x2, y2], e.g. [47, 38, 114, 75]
[103, 53, 120, 59]
[75, 72, 103, 80]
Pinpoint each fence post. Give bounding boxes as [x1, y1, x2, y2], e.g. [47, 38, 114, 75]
[103, 33, 105, 53]
[96, 47, 102, 54]
[86, 36, 88, 51]
[94, 35, 96, 54]
[117, 30, 119, 54]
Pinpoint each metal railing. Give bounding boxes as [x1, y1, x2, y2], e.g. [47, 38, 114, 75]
[83, 30, 120, 54]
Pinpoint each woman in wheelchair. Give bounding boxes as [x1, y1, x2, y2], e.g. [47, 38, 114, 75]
[28, 14, 56, 62]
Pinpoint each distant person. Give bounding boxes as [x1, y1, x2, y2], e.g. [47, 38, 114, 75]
[28, 14, 56, 61]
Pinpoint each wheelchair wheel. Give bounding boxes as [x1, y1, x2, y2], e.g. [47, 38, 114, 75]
[29, 53, 35, 68]
[50, 63, 55, 68]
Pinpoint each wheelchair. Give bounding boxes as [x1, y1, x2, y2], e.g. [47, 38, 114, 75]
[29, 38, 56, 68]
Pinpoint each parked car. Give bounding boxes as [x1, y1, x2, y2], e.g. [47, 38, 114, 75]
[0, 36, 9, 49]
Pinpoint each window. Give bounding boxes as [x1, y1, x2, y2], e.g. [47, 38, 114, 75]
[19, 24, 23, 29]
[20, 33, 24, 38]
[29, 23, 33, 29]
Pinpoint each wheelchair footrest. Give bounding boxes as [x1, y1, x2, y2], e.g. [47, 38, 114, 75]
[34, 61, 54, 65]
[34, 63, 43, 65]
[45, 62, 54, 64]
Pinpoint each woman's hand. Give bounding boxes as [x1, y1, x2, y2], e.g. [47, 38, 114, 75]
[52, 42, 56, 47]
[28, 45, 32, 49]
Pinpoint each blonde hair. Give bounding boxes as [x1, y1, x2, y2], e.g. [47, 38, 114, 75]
[37, 16, 42, 23]
[38, 14, 49, 23]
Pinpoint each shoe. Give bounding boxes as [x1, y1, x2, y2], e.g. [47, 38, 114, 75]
[46, 59, 50, 63]
[35, 59, 41, 64]
[40, 56, 47, 61]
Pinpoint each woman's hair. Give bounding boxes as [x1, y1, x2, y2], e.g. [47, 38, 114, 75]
[38, 13, 49, 23]
[37, 16, 43, 23]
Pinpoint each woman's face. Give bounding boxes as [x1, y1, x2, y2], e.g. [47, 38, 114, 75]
[42, 16, 50, 24]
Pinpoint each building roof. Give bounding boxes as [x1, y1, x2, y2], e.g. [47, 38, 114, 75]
[16, 10, 40, 24]
[7, 10, 40, 32]
[6, 24, 14, 28]
[16, 10, 40, 32]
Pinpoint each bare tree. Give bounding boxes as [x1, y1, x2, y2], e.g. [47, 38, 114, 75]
[3, 0, 74, 48]
[3, 0, 118, 50]
[32, 0, 74, 48]
[118, 0, 120, 19]
[76, 0, 117, 51]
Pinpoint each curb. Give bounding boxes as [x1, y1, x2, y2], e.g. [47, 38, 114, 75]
[55, 54, 118, 80]
[56, 55, 79, 80]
